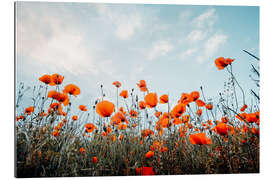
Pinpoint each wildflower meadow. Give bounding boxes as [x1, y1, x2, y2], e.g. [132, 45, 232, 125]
[15, 52, 259, 177]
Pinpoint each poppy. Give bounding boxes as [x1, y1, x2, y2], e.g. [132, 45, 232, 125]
[24, 106, 34, 115]
[85, 123, 96, 133]
[196, 109, 202, 116]
[63, 84, 80, 96]
[136, 167, 155, 175]
[139, 101, 146, 110]
[92, 156, 98, 164]
[251, 128, 259, 135]
[118, 123, 127, 130]
[72, 115, 78, 121]
[96, 100, 115, 118]
[53, 130, 60, 137]
[159, 94, 168, 104]
[39, 74, 52, 84]
[189, 133, 212, 145]
[113, 81, 121, 88]
[120, 90, 128, 99]
[130, 109, 138, 118]
[63, 119, 67, 123]
[179, 126, 187, 137]
[137, 80, 147, 89]
[196, 99, 206, 107]
[173, 118, 182, 125]
[141, 129, 154, 138]
[182, 115, 190, 123]
[179, 93, 192, 105]
[79, 105, 87, 111]
[111, 111, 128, 126]
[155, 111, 161, 118]
[190, 91, 200, 101]
[145, 151, 154, 158]
[161, 147, 168, 152]
[215, 57, 235, 70]
[145, 93, 158, 108]
[158, 112, 171, 128]
[79, 147, 86, 154]
[50, 74, 64, 86]
[57, 92, 69, 106]
[205, 103, 213, 110]
[207, 120, 213, 126]
[214, 123, 229, 136]
[240, 104, 248, 112]
[221, 117, 229, 123]
[171, 103, 186, 118]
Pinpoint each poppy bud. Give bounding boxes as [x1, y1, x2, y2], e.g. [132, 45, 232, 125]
[101, 85, 103, 88]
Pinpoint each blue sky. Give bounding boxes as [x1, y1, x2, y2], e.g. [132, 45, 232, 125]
[15, 2, 259, 113]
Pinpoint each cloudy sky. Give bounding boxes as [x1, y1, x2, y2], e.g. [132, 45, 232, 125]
[15, 2, 259, 112]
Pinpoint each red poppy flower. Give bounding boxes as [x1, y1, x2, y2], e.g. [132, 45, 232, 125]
[92, 156, 98, 164]
[136, 167, 155, 175]
[205, 103, 213, 110]
[50, 73, 64, 86]
[63, 84, 80, 96]
[190, 91, 200, 101]
[159, 94, 168, 104]
[72, 115, 78, 121]
[171, 103, 186, 118]
[240, 104, 248, 112]
[113, 81, 121, 88]
[24, 106, 34, 115]
[85, 123, 96, 133]
[39, 74, 52, 84]
[139, 101, 146, 110]
[111, 111, 128, 126]
[120, 90, 128, 99]
[79, 147, 86, 154]
[215, 57, 235, 70]
[79, 105, 87, 111]
[179, 93, 192, 105]
[144, 93, 158, 108]
[196, 99, 206, 107]
[130, 109, 138, 118]
[145, 151, 154, 158]
[189, 133, 212, 145]
[96, 100, 115, 118]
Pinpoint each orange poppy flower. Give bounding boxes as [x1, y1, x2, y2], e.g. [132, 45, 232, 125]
[120, 90, 128, 99]
[53, 130, 60, 137]
[50, 73, 64, 86]
[145, 93, 158, 108]
[118, 123, 127, 130]
[110, 111, 128, 126]
[72, 115, 78, 121]
[214, 123, 229, 136]
[63, 84, 80, 96]
[137, 80, 147, 89]
[173, 118, 182, 125]
[63, 119, 67, 123]
[188, 123, 194, 129]
[92, 156, 98, 164]
[139, 101, 146, 110]
[39, 74, 52, 85]
[196, 99, 206, 107]
[205, 103, 213, 110]
[57, 92, 69, 106]
[24, 106, 34, 115]
[85, 123, 96, 133]
[155, 111, 161, 118]
[79, 105, 87, 111]
[196, 109, 202, 116]
[190, 91, 200, 101]
[179, 126, 187, 137]
[189, 132, 212, 145]
[145, 151, 154, 158]
[159, 94, 168, 104]
[221, 117, 229, 123]
[79, 147, 86, 154]
[141, 129, 154, 138]
[158, 112, 171, 128]
[96, 100, 115, 118]
[171, 103, 186, 118]
[179, 93, 192, 105]
[182, 115, 190, 123]
[161, 146, 168, 152]
[136, 167, 155, 175]
[240, 104, 248, 112]
[113, 81, 121, 88]
[251, 127, 259, 135]
[130, 109, 138, 118]
[207, 120, 213, 126]
[215, 57, 235, 70]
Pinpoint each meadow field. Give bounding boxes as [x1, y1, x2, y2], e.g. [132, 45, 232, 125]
[15, 54, 260, 177]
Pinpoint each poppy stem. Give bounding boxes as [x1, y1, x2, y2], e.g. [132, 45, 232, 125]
[200, 86, 210, 121]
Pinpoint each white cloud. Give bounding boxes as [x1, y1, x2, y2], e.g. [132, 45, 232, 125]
[179, 48, 197, 60]
[95, 4, 143, 40]
[191, 8, 217, 29]
[197, 32, 227, 63]
[179, 9, 193, 21]
[147, 40, 174, 61]
[187, 30, 206, 42]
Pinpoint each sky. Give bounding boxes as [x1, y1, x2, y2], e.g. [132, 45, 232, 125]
[15, 2, 259, 114]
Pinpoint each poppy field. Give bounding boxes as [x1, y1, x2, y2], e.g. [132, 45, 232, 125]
[15, 54, 260, 177]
